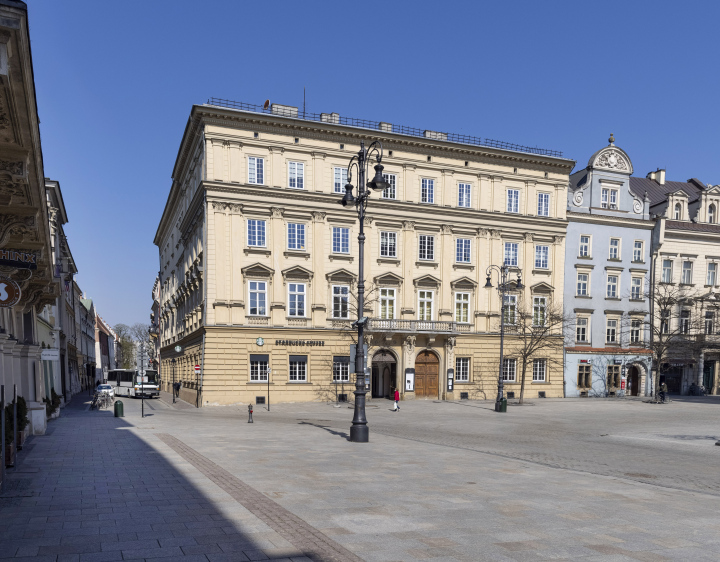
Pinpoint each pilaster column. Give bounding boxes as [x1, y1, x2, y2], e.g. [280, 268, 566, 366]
[401, 221, 416, 319]
[402, 335, 416, 398]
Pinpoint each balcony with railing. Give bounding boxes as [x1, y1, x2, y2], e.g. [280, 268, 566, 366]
[367, 319, 472, 334]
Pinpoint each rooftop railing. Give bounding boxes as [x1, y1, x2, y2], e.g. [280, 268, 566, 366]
[205, 97, 564, 158]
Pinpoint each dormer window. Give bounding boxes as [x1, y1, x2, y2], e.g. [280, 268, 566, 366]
[601, 188, 618, 209]
[709, 204, 716, 224]
[674, 203, 682, 220]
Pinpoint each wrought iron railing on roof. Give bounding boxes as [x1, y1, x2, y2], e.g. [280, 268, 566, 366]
[205, 97, 563, 158]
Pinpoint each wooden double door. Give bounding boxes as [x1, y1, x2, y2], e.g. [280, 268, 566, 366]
[415, 351, 439, 399]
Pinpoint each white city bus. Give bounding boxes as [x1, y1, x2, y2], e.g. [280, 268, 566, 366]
[108, 369, 160, 398]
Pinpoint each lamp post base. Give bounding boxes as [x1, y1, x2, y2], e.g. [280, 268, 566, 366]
[495, 399, 507, 413]
[350, 424, 369, 442]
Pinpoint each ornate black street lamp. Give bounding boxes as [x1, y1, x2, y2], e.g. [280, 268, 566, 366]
[171, 358, 176, 404]
[484, 264, 523, 412]
[340, 140, 389, 442]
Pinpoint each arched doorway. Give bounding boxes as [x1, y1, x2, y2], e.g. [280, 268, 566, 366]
[628, 365, 639, 396]
[371, 349, 396, 399]
[415, 350, 439, 399]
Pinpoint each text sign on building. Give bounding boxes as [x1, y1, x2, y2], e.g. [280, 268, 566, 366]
[0, 274, 21, 308]
[41, 348, 60, 361]
[0, 249, 37, 270]
[275, 340, 325, 346]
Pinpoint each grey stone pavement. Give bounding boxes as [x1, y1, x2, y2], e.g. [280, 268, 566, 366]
[2, 394, 720, 561]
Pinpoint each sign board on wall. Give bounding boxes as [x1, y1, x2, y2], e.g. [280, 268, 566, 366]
[0, 274, 21, 308]
[41, 348, 60, 361]
[0, 249, 37, 270]
[405, 368, 415, 392]
[447, 368, 454, 392]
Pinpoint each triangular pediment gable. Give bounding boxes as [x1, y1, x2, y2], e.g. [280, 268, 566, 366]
[374, 271, 403, 286]
[281, 265, 314, 281]
[326, 268, 356, 284]
[669, 189, 689, 199]
[450, 276, 477, 290]
[705, 186, 720, 196]
[241, 262, 274, 278]
[413, 274, 441, 288]
[531, 282, 555, 294]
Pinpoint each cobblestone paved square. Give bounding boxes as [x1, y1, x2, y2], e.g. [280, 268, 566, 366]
[2, 394, 720, 561]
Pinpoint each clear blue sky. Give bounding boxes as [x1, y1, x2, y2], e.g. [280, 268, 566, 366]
[30, 0, 720, 328]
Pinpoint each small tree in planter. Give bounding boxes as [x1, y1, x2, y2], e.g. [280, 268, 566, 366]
[4, 402, 15, 467]
[14, 396, 29, 448]
[44, 390, 61, 418]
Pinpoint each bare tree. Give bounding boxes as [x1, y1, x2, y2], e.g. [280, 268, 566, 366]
[641, 282, 703, 401]
[113, 323, 136, 369]
[499, 296, 570, 404]
[130, 323, 154, 372]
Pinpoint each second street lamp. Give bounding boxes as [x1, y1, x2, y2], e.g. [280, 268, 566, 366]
[340, 140, 389, 443]
[485, 264, 523, 413]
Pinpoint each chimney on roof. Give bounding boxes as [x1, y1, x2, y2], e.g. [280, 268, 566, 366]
[647, 168, 665, 185]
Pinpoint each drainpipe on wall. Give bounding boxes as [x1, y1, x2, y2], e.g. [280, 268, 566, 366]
[199, 152, 208, 408]
[649, 250, 657, 398]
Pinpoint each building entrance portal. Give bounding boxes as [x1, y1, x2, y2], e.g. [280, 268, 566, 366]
[628, 365, 639, 396]
[415, 350, 439, 399]
[371, 350, 396, 399]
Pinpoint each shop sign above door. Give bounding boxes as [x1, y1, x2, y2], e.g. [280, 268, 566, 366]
[0, 249, 37, 270]
[0, 274, 21, 308]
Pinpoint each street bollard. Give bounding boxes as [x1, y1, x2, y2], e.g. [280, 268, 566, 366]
[248, 403, 253, 423]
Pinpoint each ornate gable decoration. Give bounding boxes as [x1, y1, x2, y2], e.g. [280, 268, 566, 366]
[374, 271, 403, 286]
[592, 148, 632, 174]
[413, 274, 441, 288]
[281, 265, 313, 282]
[326, 268, 356, 284]
[241, 262, 274, 278]
[450, 276, 477, 290]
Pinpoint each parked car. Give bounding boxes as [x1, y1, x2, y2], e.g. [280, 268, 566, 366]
[97, 384, 115, 399]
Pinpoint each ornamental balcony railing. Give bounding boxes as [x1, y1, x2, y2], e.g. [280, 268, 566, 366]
[367, 319, 472, 334]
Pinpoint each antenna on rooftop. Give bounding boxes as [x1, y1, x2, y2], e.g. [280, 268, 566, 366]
[263, 99, 270, 110]
[303, 87, 306, 119]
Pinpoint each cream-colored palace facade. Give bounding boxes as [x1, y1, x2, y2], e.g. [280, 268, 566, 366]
[154, 101, 575, 406]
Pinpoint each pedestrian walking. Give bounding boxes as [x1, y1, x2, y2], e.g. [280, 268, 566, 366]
[659, 381, 668, 403]
[393, 388, 400, 412]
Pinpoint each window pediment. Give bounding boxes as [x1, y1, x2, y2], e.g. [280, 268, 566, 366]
[374, 271, 403, 286]
[414, 274, 441, 288]
[326, 268, 356, 285]
[241, 262, 274, 278]
[531, 282, 554, 294]
[282, 265, 313, 282]
[450, 276, 477, 290]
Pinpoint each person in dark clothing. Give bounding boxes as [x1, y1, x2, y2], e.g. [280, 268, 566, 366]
[659, 381, 668, 403]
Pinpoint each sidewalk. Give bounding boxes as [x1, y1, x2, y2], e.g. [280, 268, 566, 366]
[158, 389, 196, 410]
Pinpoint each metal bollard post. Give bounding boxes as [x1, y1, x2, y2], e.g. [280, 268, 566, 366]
[1, 385, 5, 494]
[248, 403, 253, 423]
[13, 384, 17, 457]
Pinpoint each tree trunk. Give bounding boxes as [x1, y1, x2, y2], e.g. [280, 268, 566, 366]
[519, 360, 528, 404]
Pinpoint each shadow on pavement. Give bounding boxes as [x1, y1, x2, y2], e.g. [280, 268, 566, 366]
[297, 420, 350, 441]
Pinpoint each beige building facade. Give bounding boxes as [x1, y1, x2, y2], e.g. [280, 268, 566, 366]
[155, 101, 575, 406]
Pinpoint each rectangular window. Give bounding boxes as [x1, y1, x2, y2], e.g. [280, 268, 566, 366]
[507, 189, 519, 213]
[287, 223, 306, 250]
[455, 357, 470, 382]
[502, 358, 516, 382]
[631, 319, 641, 343]
[248, 156, 264, 185]
[382, 173, 396, 199]
[576, 317, 588, 342]
[535, 245, 549, 269]
[418, 290, 433, 321]
[602, 188, 618, 209]
[532, 359, 546, 382]
[680, 310, 690, 334]
[455, 293, 470, 323]
[250, 354, 269, 382]
[661, 310, 669, 334]
[380, 231, 397, 258]
[537, 193, 550, 216]
[419, 235, 435, 261]
[609, 238, 620, 260]
[249, 281, 267, 316]
[705, 311, 715, 335]
[288, 283, 306, 317]
[579, 235, 590, 258]
[606, 275, 618, 298]
[332, 285, 349, 319]
[332, 227, 349, 254]
[606, 318, 617, 343]
[631, 277, 642, 300]
[503, 294, 517, 324]
[288, 161, 304, 189]
[577, 273, 588, 296]
[458, 183, 471, 208]
[504, 242, 518, 267]
[421, 178, 434, 203]
[607, 365, 620, 387]
[682, 261, 693, 284]
[662, 260, 673, 283]
[533, 296, 546, 326]
[247, 219, 266, 247]
[456, 238, 471, 263]
[289, 355, 307, 382]
[333, 356, 350, 382]
[708, 263, 717, 286]
[334, 167, 348, 194]
[578, 365, 591, 388]
[633, 241, 644, 262]
[380, 288, 395, 320]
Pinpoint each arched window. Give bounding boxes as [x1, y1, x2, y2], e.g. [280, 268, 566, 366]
[710, 204, 716, 224]
[674, 203, 682, 220]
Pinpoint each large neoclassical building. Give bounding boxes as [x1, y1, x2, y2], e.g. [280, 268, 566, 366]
[154, 100, 575, 406]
